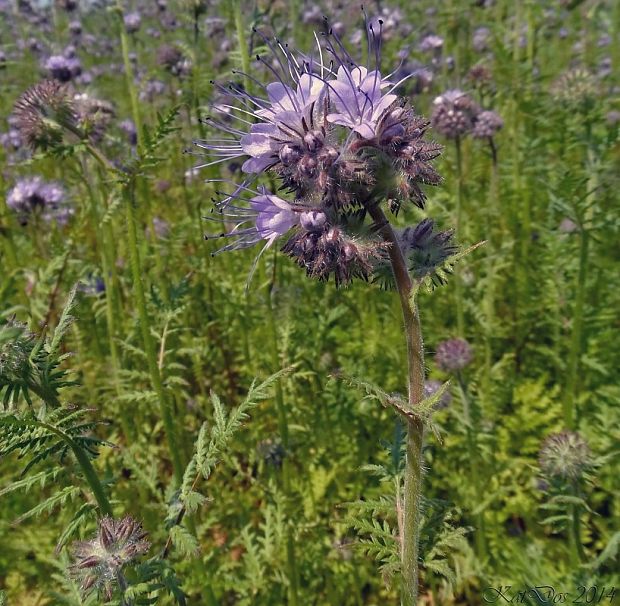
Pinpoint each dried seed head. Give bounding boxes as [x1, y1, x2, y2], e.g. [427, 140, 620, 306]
[300, 210, 327, 232]
[73, 93, 115, 142]
[551, 68, 597, 107]
[70, 516, 150, 600]
[435, 338, 473, 372]
[539, 431, 592, 481]
[13, 80, 78, 151]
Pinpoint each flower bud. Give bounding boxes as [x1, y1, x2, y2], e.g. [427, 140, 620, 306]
[318, 146, 339, 167]
[279, 143, 301, 166]
[300, 210, 327, 232]
[303, 130, 323, 152]
[299, 155, 318, 178]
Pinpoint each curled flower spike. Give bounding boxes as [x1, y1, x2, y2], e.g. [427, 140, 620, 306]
[70, 516, 150, 600]
[205, 184, 302, 253]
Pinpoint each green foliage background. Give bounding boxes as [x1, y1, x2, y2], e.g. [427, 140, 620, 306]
[0, 0, 618, 604]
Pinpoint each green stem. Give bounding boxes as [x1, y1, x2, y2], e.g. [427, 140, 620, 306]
[82, 160, 130, 440]
[266, 263, 300, 606]
[561, 134, 597, 429]
[454, 137, 465, 337]
[483, 141, 499, 410]
[367, 203, 424, 606]
[233, 0, 252, 90]
[116, 0, 144, 151]
[123, 181, 184, 485]
[569, 481, 586, 566]
[39, 421, 113, 517]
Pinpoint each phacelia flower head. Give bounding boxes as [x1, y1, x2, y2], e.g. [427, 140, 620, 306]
[419, 34, 444, 53]
[197, 15, 444, 285]
[435, 338, 473, 372]
[6, 177, 72, 226]
[538, 431, 592, 481]
[431, 89, 480, 139]
[124, 11, 142, 34]
[157, 43, 191, 77]
[70, 516, 150, 600]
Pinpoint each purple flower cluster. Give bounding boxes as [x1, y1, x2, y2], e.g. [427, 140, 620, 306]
[431, 89, 502, 140]
[44, 54, 82, 82]
[6, 177, 72, 226]
[198, 19, 443, 284]
[124, 11, 142, 34]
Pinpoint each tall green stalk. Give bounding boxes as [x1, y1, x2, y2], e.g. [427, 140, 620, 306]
[482, 140, 499, 409]
[233, 0, 251, 86]
[266, 260, 300, 606]
[454, 137, 465, 337]
[367, 203, 424, 606]
[116, 0, 144, 151]
[39, 420, 112, 517]
[562, 132, 597, 429]
[569, 481, 586, 566]
[123, 181, 184, 485]
[81, 160, 130, 440]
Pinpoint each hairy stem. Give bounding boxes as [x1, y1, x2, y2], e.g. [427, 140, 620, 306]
[367, 203, 424, 606]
